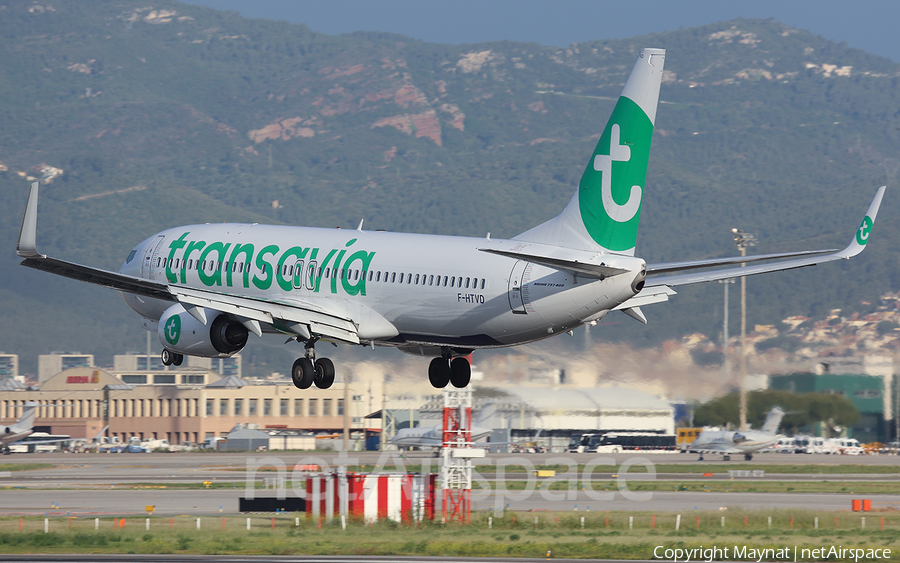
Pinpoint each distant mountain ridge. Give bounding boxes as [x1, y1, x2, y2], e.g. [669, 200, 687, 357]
[1, 2, 899, 375]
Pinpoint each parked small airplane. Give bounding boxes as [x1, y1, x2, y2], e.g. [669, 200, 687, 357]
[0, 402, 105, 454]
[1, 401, 37, 454]
[17, 48, 885, 391]
[691, 407, 785, 461]
[388, 403, 497, 450]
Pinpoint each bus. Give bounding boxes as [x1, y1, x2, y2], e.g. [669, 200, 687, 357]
[568, 432, 676, 453]
[9, 433, 72, 453]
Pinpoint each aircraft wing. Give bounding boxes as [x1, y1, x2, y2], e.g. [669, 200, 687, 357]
[645, 187, 885, 288]
[17, 182, 360, 345]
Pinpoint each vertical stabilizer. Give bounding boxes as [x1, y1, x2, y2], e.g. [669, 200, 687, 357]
[760, 406, 785, 435]
[515, 48, 665, 254]
[13, 401, 37, 432]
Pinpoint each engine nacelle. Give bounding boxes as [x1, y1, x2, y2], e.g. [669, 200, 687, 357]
[158, 304, 248, 358]
[3, 427, 10, 434]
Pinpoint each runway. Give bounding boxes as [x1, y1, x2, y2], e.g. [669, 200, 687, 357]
[1, 451, 898, 516]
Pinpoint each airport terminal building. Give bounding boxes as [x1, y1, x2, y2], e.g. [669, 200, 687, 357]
[0, 365, 378, 445]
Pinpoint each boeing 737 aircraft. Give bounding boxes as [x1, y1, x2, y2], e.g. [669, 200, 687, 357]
[691, 407, 785, 461]
[17, 48, 885, 391]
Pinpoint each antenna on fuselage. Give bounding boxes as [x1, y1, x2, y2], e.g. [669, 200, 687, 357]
[357, 219, 364, 231]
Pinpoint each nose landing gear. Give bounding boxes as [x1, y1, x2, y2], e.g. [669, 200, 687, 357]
[291, 339, 335, 390]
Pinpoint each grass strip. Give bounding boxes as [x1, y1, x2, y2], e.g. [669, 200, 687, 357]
[0, 509, 897, 559]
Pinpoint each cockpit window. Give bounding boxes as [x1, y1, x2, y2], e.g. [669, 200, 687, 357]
[126, 249, 137, 264]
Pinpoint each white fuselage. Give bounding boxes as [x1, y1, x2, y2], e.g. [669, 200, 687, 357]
[691, 429, 779, 455]
[118, 224, 643, 351]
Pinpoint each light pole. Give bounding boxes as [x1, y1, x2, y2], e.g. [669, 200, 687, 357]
[719, 278, 735, 389]
[732, 228, 757, 432]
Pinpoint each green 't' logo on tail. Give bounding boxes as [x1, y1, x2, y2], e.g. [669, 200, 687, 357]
[164, 315, 181, 346]
[856, 215, 873, 246]
[578, 96, 654, 252]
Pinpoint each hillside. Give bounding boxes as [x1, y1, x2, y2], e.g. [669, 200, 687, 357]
[1, 2, 899, 376]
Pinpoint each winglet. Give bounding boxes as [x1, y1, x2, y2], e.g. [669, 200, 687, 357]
[17, 182, 43, 258]
[837, 186, 885, 258]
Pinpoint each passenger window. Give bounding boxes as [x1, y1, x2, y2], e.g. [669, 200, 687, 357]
[376, 272, 381, 282]
[391, 272, 396, 283]
[443, 276, 448, 287]
[217, 261, 222, 271]
[156, 258, 161, 267]
[325, 268, 330, 278]
[465, 277, 470, 289]
[307, 261, 316, 290]
[398, 273, 404, 284]
[415, 274, 420, 284]
[354, 270, 359, 280]
[292, 260, 304, 288]
[480, 279, 485, 289]
[429, 275, 434, 286]
[288, 265, 293, 277]
[239, 263, 244, 273]
[450, 277, 455, 288]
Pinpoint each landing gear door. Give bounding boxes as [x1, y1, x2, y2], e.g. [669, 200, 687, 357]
[508, 260, 530, 314]
[142, 235, 166, 280]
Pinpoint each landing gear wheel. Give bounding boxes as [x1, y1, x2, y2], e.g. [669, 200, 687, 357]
[291, 358, 315, 389]
[2, 445, 10, 455]
[428, 358, 450, 388]
[744, 453, 753, 461]
[172, 353, 184, 367]
[449, 357, 471, 388]
[314, 358, 335, 389]
[161, 349, 174, 366]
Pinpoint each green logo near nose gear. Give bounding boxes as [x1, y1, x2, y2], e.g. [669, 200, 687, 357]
[164, 315, 181, 345]
[856, 215, 873, 246]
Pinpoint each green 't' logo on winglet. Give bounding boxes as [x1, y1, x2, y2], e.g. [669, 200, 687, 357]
[856, 215, 873, 246]
[164, 315, 181, 346]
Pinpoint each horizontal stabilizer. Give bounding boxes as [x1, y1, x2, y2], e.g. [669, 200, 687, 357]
[620, 306, 647, 324]
[478, 248, 629, 279]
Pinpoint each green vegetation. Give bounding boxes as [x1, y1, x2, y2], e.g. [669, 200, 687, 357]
[0, 511, 896, 558]
[695, 390, 859, 431]
[2, 3, 900, 374]
[0, 463, 53, 472]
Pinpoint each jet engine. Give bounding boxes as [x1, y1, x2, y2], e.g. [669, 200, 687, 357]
[157, 304, 248, 358]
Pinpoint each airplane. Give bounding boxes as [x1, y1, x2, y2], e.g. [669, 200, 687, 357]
[1, 401, 37, 454]
[16, 48, 886, 391]
[0, 402, 100, 454]
[691, 407, 785, 461]
[387, 403, 497, 450]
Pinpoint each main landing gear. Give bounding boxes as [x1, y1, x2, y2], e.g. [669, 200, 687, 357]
[428, 352, 471, 389]
[291, 339, 335, 390]
[160, 349, 184, 367]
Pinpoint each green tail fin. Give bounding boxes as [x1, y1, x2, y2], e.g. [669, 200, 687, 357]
[515, 48, 665, 254]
